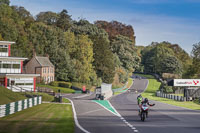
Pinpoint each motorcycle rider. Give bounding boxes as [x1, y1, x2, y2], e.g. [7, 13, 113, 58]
[137, 94, 143, 105]
[139, 98, 155, 117]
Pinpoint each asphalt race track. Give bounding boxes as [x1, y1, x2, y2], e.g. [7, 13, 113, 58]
[110, 78, 200, 133]
[64, 77, 200, 133]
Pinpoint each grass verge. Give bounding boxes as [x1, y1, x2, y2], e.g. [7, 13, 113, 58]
[0, 103, 74, 133]
[134, 73, 200, 110]
[37, 84, 75, 93]
[114, 78, 133, 95]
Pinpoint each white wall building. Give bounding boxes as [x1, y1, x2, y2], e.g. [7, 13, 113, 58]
[0, 41, 39, 92]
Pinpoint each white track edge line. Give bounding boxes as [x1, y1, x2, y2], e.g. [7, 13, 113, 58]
[65, 98, 90, 133]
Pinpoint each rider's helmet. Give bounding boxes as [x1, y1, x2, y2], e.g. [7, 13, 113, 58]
[144, 98, 148, 103]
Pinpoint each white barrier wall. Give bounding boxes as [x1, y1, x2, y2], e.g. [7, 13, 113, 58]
[0, 96, 42, 118]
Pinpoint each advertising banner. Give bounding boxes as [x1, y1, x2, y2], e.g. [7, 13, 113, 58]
[174, 79, 200, 86]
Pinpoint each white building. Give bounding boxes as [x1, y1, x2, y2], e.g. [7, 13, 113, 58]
[0, 41, 40, 92]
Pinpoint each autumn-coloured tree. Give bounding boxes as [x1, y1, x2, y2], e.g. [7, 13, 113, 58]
[95, 20, 135, 45]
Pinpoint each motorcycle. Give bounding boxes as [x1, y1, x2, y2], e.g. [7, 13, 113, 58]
[140, 103, 149, 121]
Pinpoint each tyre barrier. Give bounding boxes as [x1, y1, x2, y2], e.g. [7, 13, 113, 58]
[156, 91, 184, 102]
[0, 96, 42, 118]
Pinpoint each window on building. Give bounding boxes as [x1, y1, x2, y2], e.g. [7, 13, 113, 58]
[25, 83, 33, 85]
[13, 64, 20, 69]
[43, 68, 46, 73]
[51, 68, 53, 73]
[0, 48, 8, 52]
[15, 83, 25, 85]
[3, 64, 11, 68]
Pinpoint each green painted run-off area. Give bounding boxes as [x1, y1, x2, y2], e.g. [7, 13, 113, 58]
[93, 100, 118, 116]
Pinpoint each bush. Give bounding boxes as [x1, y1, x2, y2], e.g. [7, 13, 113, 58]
[50, 81, 59, 87]
[162, 85, 173, 93]
[59, 82, 72, 88]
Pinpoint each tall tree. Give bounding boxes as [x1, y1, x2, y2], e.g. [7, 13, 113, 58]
[0, 0, 10, 5]
[56, 9, 72, 31]
[73, 35, 96, 83]
[95, 20, 136, 45]
[161, 56, 183, 75]
[187, 42, 200, 78]
[92, 35, 115, 83]
[36, 11, 58, 25]
[111, 35, 140, 72]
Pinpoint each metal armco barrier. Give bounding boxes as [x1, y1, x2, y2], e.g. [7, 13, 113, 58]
[0, 96, 42, 118]
[156, 91, 184, 102]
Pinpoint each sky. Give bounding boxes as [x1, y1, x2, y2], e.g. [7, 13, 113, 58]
[10, 0, 200, 54]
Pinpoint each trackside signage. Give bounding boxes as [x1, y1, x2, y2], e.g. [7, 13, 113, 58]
[174, 79, 200, 86]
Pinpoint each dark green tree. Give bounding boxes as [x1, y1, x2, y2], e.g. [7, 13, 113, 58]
[92, 35, 115, 83]
[56, 9, 72, 31]
[160, 56, 183, 75]
[187, 42, 200, 78]
[0, 0, 9, 5]
[111, 35, 140, 72]
[36, 11, 58, 25]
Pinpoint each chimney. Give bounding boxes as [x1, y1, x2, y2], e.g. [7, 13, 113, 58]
[33, 49, 36, 57]
[46, 54, 49, 58]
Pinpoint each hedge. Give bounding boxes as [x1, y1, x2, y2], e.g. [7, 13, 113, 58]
[58, 82, 72, 88]
[50, 81, 59, 87]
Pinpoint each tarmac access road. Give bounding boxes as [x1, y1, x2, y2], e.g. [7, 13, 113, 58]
[64, 77, 200, 133]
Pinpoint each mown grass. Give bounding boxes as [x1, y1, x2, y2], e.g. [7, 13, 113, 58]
[133, 73, 154, 79]
[134, 73, 200, 110]
[0, 87, 27, 105]
[0, 103, 74, 133]
[112, 85, 124, 89]
[37, 84, 75, 93]
[21, 92, 54, 102]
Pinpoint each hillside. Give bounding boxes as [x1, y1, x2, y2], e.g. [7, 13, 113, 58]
[0, 87, 26, 105]
[0, 2, 139, 86]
